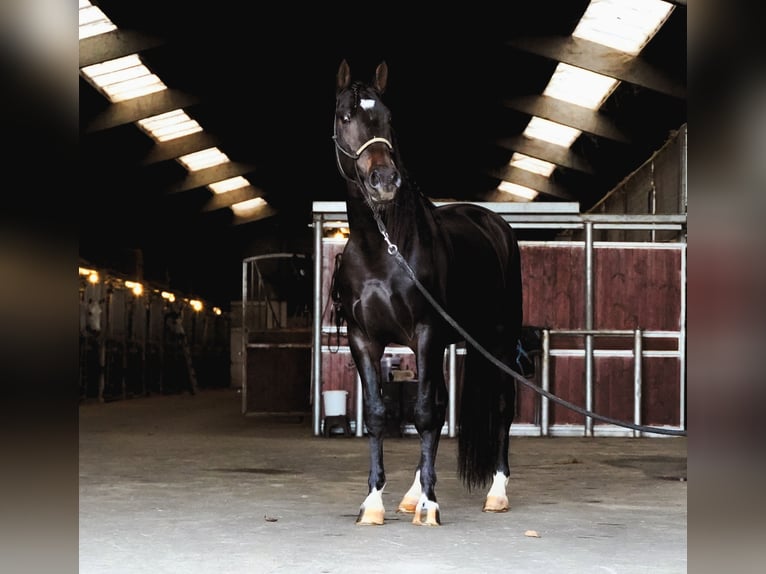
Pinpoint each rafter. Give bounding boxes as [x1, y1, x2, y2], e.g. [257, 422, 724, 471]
[79, 29, 166, 68]
[166, 162, 256, 195]
[84, 89, 201, 133]
[503, 95, 631, 144]
[202, 186, 265, 212]
[506, 35, 686, 100]
[496, 134, 594, 175]
[487, 165, 574, 200]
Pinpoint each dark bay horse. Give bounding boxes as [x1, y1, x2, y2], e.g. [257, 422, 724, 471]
[332, 60, 522, 526]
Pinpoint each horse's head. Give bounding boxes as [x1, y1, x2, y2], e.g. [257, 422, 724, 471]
[334, 60, 401, 205]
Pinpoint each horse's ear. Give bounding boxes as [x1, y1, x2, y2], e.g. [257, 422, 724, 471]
[373, 61, 388, 94]
[337, 60, 351, 93]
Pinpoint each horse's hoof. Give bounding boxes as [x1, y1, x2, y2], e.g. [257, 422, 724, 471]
[356, 507, 385, 525]
[397, 496, 419, 514]
[412, 501, 441, 526]
[482, 495, 510, 513]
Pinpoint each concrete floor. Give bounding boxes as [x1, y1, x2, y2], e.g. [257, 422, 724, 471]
[79, 389, 687, 574]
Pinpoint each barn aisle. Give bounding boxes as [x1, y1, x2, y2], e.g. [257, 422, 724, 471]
[79, 389, 686, 573]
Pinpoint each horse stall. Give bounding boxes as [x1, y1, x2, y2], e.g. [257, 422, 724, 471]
[237, 253, 313, 416]
[311, 204, 686, 438]
[78, 267, 231, 402]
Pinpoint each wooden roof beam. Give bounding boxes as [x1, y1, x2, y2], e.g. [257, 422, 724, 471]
[202, 185, 265, 212]
[507, 35, 686, 100]
[84, 89, 201, 133]
[79, 29, 166, 68]
[140, 132, 222, 166]
[496, 134, 595, 175]
[503, 94, 631, 144]
[487, 165, 575, 200]
[166, 162, 256, 195]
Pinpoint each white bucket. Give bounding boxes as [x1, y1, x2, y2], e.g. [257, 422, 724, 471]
[322, 390, 348, 416]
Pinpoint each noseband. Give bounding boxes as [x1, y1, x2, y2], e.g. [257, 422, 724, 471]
[332, 119, 393, 185]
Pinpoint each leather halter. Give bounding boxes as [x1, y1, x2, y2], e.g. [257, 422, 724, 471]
[332, 119, 393, 184]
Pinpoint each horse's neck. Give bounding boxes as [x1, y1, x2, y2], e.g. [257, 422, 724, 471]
[345, 184, 433, 253]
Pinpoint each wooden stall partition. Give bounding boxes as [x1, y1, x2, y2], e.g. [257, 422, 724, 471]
[318, 236, 683, 436]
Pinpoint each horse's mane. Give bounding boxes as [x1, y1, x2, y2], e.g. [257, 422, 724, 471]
[379, 125, 436, 241]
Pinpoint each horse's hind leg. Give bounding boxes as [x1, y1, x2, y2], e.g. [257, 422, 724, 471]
[483, 345, 516, 513]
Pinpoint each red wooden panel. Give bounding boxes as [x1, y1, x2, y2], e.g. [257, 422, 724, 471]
[548, 357, 586, 425]
[643, 358, 681, 426]
[520, 243, 585, 329]
[592, 357, 637, 425]
[595, 247, 681, 331]
[515, 380, 540, 424]
[321, 240, 346, 328]
[319, 238, 683, 432]
[246, 347, 311, 413]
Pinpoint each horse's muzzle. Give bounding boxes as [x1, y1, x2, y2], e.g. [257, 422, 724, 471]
[367, 165, 401, 203]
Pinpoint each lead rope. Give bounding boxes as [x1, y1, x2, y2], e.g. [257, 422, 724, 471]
[370, 209, 686, 437]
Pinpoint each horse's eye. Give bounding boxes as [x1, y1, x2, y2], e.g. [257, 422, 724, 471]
[342, 113, 351, 123]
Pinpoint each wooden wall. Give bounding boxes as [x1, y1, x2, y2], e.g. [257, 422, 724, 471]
[319, 238, 683, 430]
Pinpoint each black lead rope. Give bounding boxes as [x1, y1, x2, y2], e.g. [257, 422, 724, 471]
[371, 210, 686, 437]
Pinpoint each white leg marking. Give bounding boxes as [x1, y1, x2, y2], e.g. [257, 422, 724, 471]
[487, 471, 508, 498]
[417, 492, 440, 514]
[403, 470, 422, 500]
[483, 470, 510, 512]
[361, 485, 385, 511]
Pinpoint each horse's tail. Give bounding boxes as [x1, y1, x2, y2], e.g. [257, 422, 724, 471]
[457, 346, 504, 491]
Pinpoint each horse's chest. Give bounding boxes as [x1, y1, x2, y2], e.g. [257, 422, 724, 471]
[342, 272, 417, 337]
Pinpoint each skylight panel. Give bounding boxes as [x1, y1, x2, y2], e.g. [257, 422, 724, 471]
[573, 0, 674, 56]
[497, 181, 538, 201]
[80, 54, 166, 103]
[522, 117, 581, 148]
[137, 110, 203, 142]
[543, 63, 618, 109]
[79, 1, 116, 40]
[208, 177, 250, 194]
[509, 153, 556, 177]
[177, 148, 230, 171]
[231, 198, 267, 216]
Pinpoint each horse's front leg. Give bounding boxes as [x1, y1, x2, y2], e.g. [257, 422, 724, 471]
[407, 337, 447, 526]
[349, 337, 387, 525]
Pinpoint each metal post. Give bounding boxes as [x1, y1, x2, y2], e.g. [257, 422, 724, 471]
[312, 213, 324, 436]
[448, 344, 457, 437]
[541, 329, 550, 437]
[633, 329, 643, 438]
[356, 373, 364, 437]
[584, 221, 594, 437]
[679, 244, 686, 431]
[241, 261, 248, 415]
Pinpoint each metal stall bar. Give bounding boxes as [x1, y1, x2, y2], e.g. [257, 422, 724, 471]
[241, 260, 248, 414]
[633, 329, 643, 438]
[584, 221, 594, 437]
[313, 213, 324, 436]
[541, 329, 550, 436]
[679, 244, 686, 431]
[448, 343, 457, 437]
[355, 373, 364, 437]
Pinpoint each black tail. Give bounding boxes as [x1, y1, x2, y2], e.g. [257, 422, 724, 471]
[457, 347, 503, 491]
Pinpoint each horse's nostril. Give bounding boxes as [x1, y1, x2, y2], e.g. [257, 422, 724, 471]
[392, 172, 402, 187]
[370, 170, 381, 188]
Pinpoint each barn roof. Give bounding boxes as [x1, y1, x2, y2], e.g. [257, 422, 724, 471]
[79, 1, 686, 306]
